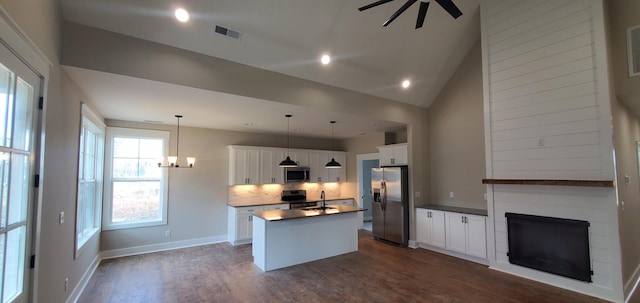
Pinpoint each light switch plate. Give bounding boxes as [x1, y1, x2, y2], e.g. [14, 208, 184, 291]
[59, 211, 65, 224]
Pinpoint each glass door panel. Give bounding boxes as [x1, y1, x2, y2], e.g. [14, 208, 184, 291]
[0, 40, 39, 303]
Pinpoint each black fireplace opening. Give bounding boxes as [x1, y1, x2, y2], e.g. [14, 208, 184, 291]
[505, 212, 592, 282]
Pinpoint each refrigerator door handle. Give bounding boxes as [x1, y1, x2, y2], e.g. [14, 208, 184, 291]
[381, 181, 387, 211]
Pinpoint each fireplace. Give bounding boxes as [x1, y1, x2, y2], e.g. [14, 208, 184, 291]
[505, 213, 592, 282]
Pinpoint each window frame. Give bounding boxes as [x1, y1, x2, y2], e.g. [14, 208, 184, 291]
[103, 127, 169, 231]
[75, 104, 105, 255]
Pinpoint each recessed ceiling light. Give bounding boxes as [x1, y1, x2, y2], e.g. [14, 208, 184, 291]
[175, 8, 190, 22]
[401, 79, 411, 88]
[321, 54, 331, 65]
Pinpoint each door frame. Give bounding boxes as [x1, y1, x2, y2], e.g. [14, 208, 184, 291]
[1, 8, 51, 303]
[356, 152, 378, 229]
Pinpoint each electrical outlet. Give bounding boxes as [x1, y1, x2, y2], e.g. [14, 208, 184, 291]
[449, 192, 454, 198]
[415, 191, 421, 198]
[59, 211, 65, 224]
[64, 278, 69, 292]
[165, 230, 171, 237]
[483, 193, 487, 200]
[537, 138, 545, 146]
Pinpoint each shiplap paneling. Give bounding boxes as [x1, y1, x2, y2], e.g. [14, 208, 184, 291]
[481, 0, 622, 301]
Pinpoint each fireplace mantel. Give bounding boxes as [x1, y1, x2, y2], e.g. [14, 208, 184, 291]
[482, 179, 614, 188]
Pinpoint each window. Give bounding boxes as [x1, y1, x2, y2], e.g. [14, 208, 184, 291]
[76, 104, 104, 253]
[103, 127, 169, 230]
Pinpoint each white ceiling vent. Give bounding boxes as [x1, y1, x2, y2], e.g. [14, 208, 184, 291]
[214, 24, 242, 40]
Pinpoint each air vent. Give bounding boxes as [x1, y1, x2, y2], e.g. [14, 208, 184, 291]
[214, 24, 242, 40]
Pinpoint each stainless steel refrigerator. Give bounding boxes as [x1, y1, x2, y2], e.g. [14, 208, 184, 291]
[371, 166, 409, 245]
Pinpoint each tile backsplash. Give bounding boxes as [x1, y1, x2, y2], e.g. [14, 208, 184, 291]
[228, 182, 341, 204]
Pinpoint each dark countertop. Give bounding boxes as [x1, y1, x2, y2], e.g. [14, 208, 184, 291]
[228, 197, 355, 208]
[252, 205, 365, 221]
[416, 204, 488, 216]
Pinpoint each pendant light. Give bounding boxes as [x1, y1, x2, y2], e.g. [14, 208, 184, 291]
[279, 114, 298, 167]
[158, 115, 196, 168]
[325, 121, 342, 168]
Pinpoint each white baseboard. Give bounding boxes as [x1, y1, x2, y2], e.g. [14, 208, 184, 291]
[66, 254, 100, 303]
[408, 240, 418, 248]
[100, 235, 227, 260]
[625, 264, 640, 303]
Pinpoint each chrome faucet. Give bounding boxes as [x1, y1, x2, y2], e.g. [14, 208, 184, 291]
[320, 190, 326, 209]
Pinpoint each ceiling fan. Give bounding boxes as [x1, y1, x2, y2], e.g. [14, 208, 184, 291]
[358, 0, 463, 29]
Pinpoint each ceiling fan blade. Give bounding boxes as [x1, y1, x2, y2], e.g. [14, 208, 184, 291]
[358, 0, 395, 11]
[415, 1, 430, 29]
[434, 0, 463, 19]
[383, 0, 418, 27]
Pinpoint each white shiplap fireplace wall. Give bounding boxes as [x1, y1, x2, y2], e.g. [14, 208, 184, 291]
[480, 0, 624, 302]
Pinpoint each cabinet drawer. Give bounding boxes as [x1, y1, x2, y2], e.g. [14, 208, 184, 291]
[235, 206, 264, 215]
[263, 204, 288, 211]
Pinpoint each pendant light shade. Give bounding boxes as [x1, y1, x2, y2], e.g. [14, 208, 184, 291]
[325, 121, 342, 168]
[279, 114, 298, 167]
[158, 115, 195, 168]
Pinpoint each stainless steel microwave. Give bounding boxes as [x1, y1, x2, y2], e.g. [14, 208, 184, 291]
[285, 167, 310, 182]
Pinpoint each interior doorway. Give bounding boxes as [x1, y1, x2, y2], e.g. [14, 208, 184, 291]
[357, 153, 379, 231]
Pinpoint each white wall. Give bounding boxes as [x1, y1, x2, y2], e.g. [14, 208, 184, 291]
[481, 0, 623, 301]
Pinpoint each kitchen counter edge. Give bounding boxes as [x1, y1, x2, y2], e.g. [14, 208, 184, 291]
[228, 197, 355, 208]
[252, 205, 365, 221]
[416, 204, 488, 216]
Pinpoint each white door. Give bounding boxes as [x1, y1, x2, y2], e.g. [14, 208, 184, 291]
[445, 213, 466, 254]
[429, 210, 446, 248]
[0, 42, 41, 303]
[465, 215, 487, 259]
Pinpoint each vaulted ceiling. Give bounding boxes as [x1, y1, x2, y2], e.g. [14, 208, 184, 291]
[60, 0, 480, 137]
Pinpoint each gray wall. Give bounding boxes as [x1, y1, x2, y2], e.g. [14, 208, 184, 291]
[427, 40, 485, 209]
[608, 0, 640, 293]
[0, 1, 102, 302]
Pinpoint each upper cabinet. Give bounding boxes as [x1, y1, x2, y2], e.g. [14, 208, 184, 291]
[229, 145, 346, 185]
[260, 149, 285, 184]
[377, 143, 408, 166]
[309, 151, 347, 183]
[229, 146, 261, 185]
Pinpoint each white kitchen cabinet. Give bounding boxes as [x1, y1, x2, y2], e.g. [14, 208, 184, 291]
[309, 152, 330, 182]
[415, 208, 446, 248]
[260, 149, 285, 184]
[228, 206, 262, 245]
[228, 204, 289, 245]
[309, 151, 346, 182]
[444, 212, 486, 259]
[377, 143, 408, 166]
[288, 151, 309, 167]
[229, 146, 261, 185]
[326, 153, 346, 182]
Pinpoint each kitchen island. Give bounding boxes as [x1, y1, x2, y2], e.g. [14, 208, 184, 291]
[251, 205, 364, 271]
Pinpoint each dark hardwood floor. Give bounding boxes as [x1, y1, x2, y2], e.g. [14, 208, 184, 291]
[79, 230, 616, 303]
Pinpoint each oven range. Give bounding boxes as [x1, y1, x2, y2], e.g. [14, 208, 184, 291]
[281, 190, 318, 209]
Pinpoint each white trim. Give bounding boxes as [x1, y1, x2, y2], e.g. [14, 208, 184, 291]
[66, 254, 101, 303]
[100, 235, 227, 260]
[625, 264, 640, 303]
[0, 8, 51, 76]
[103, 127, 170, 231]
[416, 243, 489, 266]
[627, 24, 640, 77]
[356, 152, 379, 229]
[81, 103, 106, 129]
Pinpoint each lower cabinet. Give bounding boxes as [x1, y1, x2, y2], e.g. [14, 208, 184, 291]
[228, 204, 288, 245]
[444, 212, 487, 259]
[415, 208, 487, 260]
[415, 208, 445, 248]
